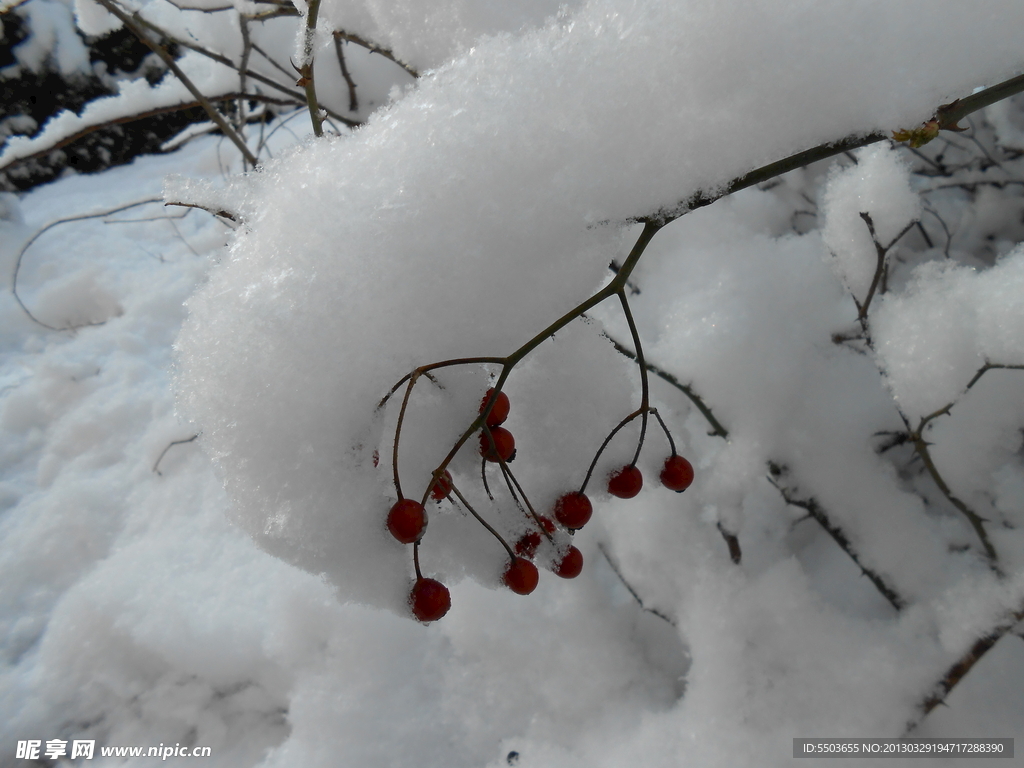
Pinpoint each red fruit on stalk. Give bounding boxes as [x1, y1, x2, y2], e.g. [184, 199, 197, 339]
[537, 515, 556, 535]
[553, 492, 593, 529]
[479, 426, 515, 462]
[660, 455, 694, 492]
[554, 546, 584, 579]
[608, 465, 643, 499]
[430, 470, 454, 501]
[514, 516, 556, 558]
[502, 557, 539, 595]
[515, 531, 542, 558]
[479, 388, 511, 427]
[387, 499, 426, 543]
[410, 578, 451, 622]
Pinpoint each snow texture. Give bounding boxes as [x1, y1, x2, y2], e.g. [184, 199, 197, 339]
[176, 0, 1024, 612]
[2, 1, 1024, 766]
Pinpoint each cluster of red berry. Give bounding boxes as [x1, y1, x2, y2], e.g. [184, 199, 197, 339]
[385, 386, 694, 623]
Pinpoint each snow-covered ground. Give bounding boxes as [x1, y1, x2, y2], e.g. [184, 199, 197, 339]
[3, 1, 1024, 766]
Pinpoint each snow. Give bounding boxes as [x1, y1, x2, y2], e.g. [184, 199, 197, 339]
[3, 0, 1024, 766]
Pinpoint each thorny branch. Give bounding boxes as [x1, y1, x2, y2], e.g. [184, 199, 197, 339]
[296, 0, 324, 137]
[906, 598, 1024, 732]
[768, 464, 905, 612]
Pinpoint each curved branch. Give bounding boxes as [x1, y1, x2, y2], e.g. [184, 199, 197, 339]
[13, 198, 164, 330]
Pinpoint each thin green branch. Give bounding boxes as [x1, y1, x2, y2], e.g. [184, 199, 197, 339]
[646, 69, 1024, 225]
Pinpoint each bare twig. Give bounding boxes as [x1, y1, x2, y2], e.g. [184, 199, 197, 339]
[716, 522, 741, 564]
[965, 361, 1024, 391]
[907, 413, 999, 567]
[856, 212, 915, 323]
[906, 598, 1024, 731]
[602, 331, 729, 439]
[237, 15, 253, 168]
[597, 542, 675, 625]
[13, 198, 163, 330]
[164, 201, 239, 222]
[333, 33, 359, 112]
[922, 203, 954, 258]
[93, 0, 258, 166]
[296, 0, 325, 137]
[0, 93, 298, 173]
[333, 29, 419, 78]
[153, 434, 200, 475]
[768, 465, 905, 611]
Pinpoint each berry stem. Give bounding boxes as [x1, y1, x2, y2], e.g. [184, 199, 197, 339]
[496, 455, 553, 541]
[481, 456, 495, 501]
[413, 540, 423, 579]
[579, 408, 644, 495]
[391, 374, 419, 499]
[397, 225, 664, 508]
[601, 329, 729, 439]
[649, 407, 677, 456]
[450, 482, 517, 561]
[618, 290, 650, 467]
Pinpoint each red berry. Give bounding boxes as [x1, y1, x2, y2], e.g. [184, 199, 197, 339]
[660, 455, 694, 492]
[514, 530, 542, 559]
[514, 516, 556, 558]
[554, 546, 584, 579]
[479, 388, 511, 427]
[502, 557, 539, 595]
[608, 465, 643, 499]
[553, 492, 593, 529]
[387, 499, 426, 543]
[430, 470, 453, 501]
[479, 426, 515, 462]
[409, 578, 451, 622]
